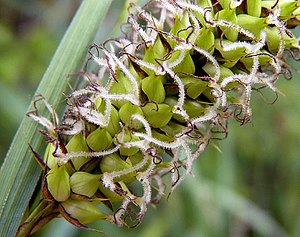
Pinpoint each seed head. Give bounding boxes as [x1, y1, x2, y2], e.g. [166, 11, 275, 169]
[27, 0, 300, 232]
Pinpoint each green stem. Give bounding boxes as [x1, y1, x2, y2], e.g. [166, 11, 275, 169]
[16, 200, 55, 237]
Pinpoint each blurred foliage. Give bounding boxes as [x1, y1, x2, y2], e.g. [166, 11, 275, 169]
[1, 0, 300, 236]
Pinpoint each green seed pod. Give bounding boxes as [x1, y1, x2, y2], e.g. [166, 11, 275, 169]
[109, 70, 134, 108]
[265, 26, 298, 51]
[119, 102, 144, 130]
[195, 27, 215, 52]
[44, 143, 57, 169]
[129, 60, 146, 80]
[106, 106, 122, 136]
[66, 133, 90, 171]
[128, 151, 149, 169]
[142, 46, 160, 76]
[170, 11, 191, 46]
[94, 97, 102, 109]
[100, 154, 135, 182]
[167, 50, 196, 74]
[187, 83, 208, 101]
[86, 127, 112, 152]
[152, 35, 169, 59]
[183, 99, 206, 119]
[160, 120, 186, 138]
[202, 62, 235, 81]
[215, 8, 238, 41]
[198, 0, 212, 8]
[98, 181, 124, 202]
[182, 77, 208, 99]
[70, 172, 101, 197]
[261, 0, 300, 21]
[201, 87, 216, 104]
[164, 96, 185, 122]
[142, 75, 166, 103]
[214, 39, 246, 67]
[142, 35, 170, 75]
[240, 50, 272, 68]
[195, 0, 213, 26]
[164, 96, 205, 121]
[294, 7, 300, 20]
[260, 0, 273, 9]
[46, 165, 70, 202]
[279, 1, 300, 20]
[100, 154, 130, 173]
[95, 97, 121, 135]
[61, 199, 106, 224]
[114, 131, 140, 156]
[141, 103, 173, 128]
[237, 14, 267, 37]
[247, 0, 262, 17]
[151, 129, 174, 142]
[218, 0, 231, 9]
[267, 27, 282, 52]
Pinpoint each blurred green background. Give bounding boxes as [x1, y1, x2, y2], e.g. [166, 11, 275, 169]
[1, 1, 299, 236]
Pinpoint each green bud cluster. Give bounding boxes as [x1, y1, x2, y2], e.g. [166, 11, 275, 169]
[27, 0, 300, 233]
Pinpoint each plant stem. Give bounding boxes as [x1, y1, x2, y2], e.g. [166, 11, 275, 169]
[16, 200, 56, 237]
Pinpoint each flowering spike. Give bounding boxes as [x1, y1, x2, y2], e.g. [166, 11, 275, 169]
[24, 0, 300, 234]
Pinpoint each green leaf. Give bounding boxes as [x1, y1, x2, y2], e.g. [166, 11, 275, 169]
[0, 0, 112, 236]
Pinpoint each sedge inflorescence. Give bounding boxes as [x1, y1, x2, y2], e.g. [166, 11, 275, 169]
[26, 0, 300, 233]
